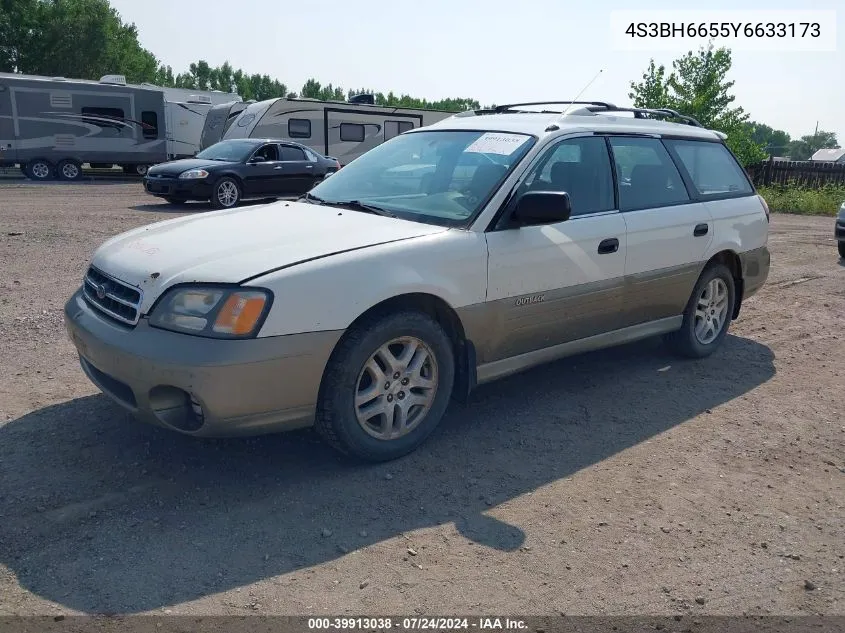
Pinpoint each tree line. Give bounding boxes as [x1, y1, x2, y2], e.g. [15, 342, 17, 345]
[1, 0, 838, 164]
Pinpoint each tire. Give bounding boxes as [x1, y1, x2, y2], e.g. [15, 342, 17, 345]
[664, 263, 736, 359]
[26, 159, 53, 181]
[210, 177, 241, 209]
[164, 197, 189, 206]
[315, 311, 456, 462]
[838, 241, 845, 259]
[122, 164, 149, 176]
[57, 159, 83, 181]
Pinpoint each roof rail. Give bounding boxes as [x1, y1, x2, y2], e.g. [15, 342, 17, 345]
[543, 103, 704, 130]
[451, 100, 705, 129]
[494, 100, 617, 113]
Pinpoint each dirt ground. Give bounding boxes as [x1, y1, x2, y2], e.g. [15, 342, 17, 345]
[0, 182, 843, 617]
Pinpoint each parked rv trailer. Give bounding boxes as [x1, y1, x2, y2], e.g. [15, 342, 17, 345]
[0, 72, 242, 179]
[199, 100, 249, 152]
[200, 95, 455, 164]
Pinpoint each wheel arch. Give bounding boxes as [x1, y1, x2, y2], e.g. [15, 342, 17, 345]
[321, 292, 476, 405]
[704, 249, 744, 319]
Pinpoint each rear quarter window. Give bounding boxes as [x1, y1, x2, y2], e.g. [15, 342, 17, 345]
[665, 139, 753, 197]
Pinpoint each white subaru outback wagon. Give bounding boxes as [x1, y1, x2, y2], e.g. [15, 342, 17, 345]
[65, 101, 770, 462]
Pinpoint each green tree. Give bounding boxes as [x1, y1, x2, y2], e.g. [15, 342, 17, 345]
[786, 130, 839, 160]
[1, 0, 159, 82]
[628, 59, 668, 109]
[746, 121, 791, 155]
[629, 44, 767, 165]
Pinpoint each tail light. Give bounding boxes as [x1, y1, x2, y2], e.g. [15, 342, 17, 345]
[757, 194, 770, 223]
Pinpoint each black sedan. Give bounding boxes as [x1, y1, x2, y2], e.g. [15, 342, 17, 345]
[142, 139, 341, 208]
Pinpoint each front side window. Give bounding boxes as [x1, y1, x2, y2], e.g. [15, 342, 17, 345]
[518, 136, 615, 216]
[252, 144, 279, 161]
[609, 137, 690, 211]
[665, 139, 754, 197]
[309, 130, 535, 227]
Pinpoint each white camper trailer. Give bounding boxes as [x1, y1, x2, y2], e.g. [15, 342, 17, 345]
[199, 94, 455, 165]
[0, 72, 241, 179]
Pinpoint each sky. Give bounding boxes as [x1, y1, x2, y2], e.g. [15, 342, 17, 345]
[110, 0, 844, 146]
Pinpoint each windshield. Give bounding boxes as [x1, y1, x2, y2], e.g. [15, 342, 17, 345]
[195, 140, 258, 162]
[308, 130, 535, 227]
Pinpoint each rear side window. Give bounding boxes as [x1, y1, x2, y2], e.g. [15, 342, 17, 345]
[609, 137, 690, 211]
[666, 139, 753, 197]
[280, 145, 307, 161]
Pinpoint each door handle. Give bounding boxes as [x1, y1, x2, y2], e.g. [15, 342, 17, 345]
[694, 223, 709, 237]
[306, 165, 313, 169]
[597, 238, 619, 254]
[273, 166, 283, 170]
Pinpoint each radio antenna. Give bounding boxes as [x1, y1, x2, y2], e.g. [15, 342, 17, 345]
[561, 68, 604, 117]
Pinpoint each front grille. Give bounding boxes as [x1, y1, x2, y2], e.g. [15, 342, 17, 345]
[82, 266, 142, 326]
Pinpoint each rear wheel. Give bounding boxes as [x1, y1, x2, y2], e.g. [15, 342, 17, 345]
[26, 159, 53, 181]
[664, 263, 736, 359]
[210, 177, 241, 209]
[57, 159, 83, 181]
[315, 311, 455, 462]
[838, 241, 845, 259]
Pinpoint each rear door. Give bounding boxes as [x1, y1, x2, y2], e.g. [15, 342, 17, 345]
[0, 83, 15, 163]
[607, 135, 713, 326]
[277, 144, 317, 193]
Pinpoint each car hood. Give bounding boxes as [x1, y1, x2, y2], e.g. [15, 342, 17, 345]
[147, 158, 234, 177]
[88, 201, 448, 314]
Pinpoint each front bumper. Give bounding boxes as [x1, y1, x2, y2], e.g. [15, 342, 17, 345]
[738, 245, 771, 300]
[143, 175, 213, 200]
[64, 289, 343, 437]
[835, 218, 845, 242]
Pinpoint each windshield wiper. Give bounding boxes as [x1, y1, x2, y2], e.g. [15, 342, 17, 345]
[319, 200, 396, 218]
[298, 192, 326, 204]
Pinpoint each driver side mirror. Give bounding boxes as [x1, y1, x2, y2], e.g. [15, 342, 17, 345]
[249, 155, 266, 164]
[511, 191, 572, 226]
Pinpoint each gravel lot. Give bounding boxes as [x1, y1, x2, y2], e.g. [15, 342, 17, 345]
[0, 183, 843, 617]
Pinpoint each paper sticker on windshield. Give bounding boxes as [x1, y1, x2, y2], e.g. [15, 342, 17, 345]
[465, 133, 528, 156]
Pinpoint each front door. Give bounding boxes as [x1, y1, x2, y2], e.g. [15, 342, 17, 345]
[606, 136, 713, 326]
[242, 143, 282, 196]
[484, 135, 628, 363]
[0, 84, 16, 163]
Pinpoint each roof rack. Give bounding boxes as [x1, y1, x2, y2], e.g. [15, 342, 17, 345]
[493, 100, 618, 113]
[452, 100, 704, 129]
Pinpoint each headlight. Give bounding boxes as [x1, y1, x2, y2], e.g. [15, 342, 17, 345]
[179, 169, 209, 179]
[149, 286, 272, 338]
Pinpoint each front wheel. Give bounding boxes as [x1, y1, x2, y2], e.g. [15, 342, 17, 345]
[210, 177, 241, 209]
[315, 311, 455, 462]
[664, 263, 736, 359]
[26, 159, 54, 181]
